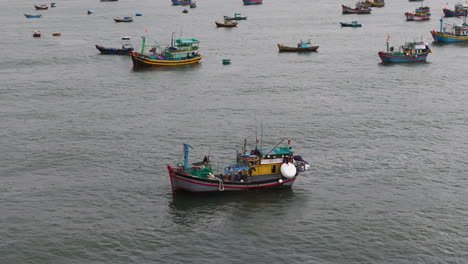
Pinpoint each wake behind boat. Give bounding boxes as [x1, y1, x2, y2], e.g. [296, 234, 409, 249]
[167, 140, 310, 193]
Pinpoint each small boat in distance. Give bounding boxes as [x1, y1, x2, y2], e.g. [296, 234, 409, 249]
[224, 13, 247, 20]
[24, 14, 42, 18]
[172, 0, 191, 5]
[443, 4, 468, 17]
[243, 0, 263, 5]
[431, 16, 468, 43]
[33, 31, 41, 37]
[182, 9, 189, 13]
[378, 37, 431, 63]
[52, 33, 61, 36]
[342, 5, 372, 14]
[34, 4, 48, 10]
[190, 1, 196, 8]
[167, 140, 310, 193]
[215, 20, 238, 27]
[130, 35, 202, 67]
[355, 1, 372, 8]
[114, 17, 133, 22]
[340, 21, 362, 27]
[277, 40, 319, 52]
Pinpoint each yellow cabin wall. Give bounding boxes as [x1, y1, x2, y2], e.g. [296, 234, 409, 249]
[249, 164, 281, 176]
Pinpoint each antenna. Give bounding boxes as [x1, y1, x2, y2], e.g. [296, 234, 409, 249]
[255, 113, 258, 149]
[260, 120, 263, 149]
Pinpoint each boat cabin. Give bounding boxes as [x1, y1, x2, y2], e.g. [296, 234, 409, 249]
[233, 147, 294, 176]
[297, 40, 312, 48]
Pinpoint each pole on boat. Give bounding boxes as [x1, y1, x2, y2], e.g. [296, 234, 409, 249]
[386, 35, 390, 52]
[439, 17, 443, 32]
[141, 36, 146, 54]
[183, 143, 192, 172]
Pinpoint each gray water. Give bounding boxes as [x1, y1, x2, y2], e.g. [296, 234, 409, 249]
[1, 0, 468, 263]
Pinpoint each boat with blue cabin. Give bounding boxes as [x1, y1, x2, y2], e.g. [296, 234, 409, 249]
[340, 21, 362, 27]
[167, 140, 310, 193]
[342, 5, 372, 14]
[405, 5, 430, 21]
[431, 16, 468, 43]
[130, 35, 202, 67]
[243, 0, 263, 5]
[224, 13, 247, 20]
[378, 38, 431, 63]
[278, 40, 319, 52]
[24, 14, 42, 18]
[114, 16, 133, 22]
[95, 37, 134, 55]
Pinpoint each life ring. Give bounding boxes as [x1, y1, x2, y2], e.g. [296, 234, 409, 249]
[280, 163, 297, 179]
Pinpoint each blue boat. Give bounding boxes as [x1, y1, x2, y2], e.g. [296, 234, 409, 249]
[378, 39, 431, 63]
[24, 14, 42, 18]
[171, 0, 191, 5]
[340, 21, 362, 27]
[431, 17, 468, 43]
[243, 0, 263, 5]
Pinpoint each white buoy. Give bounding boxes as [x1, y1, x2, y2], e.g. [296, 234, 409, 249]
[280, 163, 297, 178]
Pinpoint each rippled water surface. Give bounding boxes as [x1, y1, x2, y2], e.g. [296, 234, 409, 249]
[1, 0, 467, 263]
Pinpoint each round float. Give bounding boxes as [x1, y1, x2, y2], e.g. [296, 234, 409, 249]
[280, 163, 297, 179]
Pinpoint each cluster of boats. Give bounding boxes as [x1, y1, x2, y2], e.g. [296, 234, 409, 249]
[24, 3, 55, 19]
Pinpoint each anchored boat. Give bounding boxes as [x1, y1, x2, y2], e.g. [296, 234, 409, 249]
[167, 140, 310, 194]
[342, 5, 372, 14]
[243, 0, 263, 5]
[96, 36, 134, 55]
[405, 5, 430, 21]
[277, 40, 319, 52]
[431, 16, 468, 43]
[224, 13, 247, 20]
[340, 21, 362, 27]
[443, 3, 468, 17]
[130, 35, 202, 67]
[378, 37, 431, 63]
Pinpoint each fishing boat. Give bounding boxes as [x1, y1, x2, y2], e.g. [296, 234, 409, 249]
[167, 140, 310, 193]
[443, 4, 468, 17]
[50, 3, 56, 7]
[172, 0, 191, 5]
[366, 0, 384, 7]
[224, 13, 247, 20]
[182, 9, 189, 13]
[190, 1, 196, 8]
[114, 17, 133, 22]
[24, 14, 42, 18]
[431, 16, 468, 43]
[96, 37, 134, 55]
[52, 33, 61, 36]
[355, 1, 372, 8]
[277, 40, 319, 52]
[33, 31, 41, 38]
[34, 4, 48, 10]
[340, 21, 362, 27]
[243, 0, 263, 5]
[405, 5, 430, 21]
[215, 20, 238, 27]
[378, 37, 431, 63]
[342, 5, 372, 14]
[130, 35, 202, 67]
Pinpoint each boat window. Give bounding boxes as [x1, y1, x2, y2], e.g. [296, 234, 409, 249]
[272, 165, 276, 173]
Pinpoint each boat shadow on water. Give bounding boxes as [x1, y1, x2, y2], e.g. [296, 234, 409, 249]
[131, 63, 202, 72]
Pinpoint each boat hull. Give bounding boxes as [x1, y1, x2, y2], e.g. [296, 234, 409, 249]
[215, 21, 238, 27]
[378, 51, 428, 63]
[340, 22, 362, 27]
[168, 165, 296, 193]
[96, 45, 134, 55]
[34, 5, 48, 10]
[172, 0, 191, 5]
[443, 8, 467, 17]
[405, 12, 430, 21]
[130, 52, 202, 67]
[114, 18, 133, 22]
[430, 30, 468, 43]
[277, 44, 319, 52]
[24, 14, 42, 18]
[342, 5, 371, 14]
[243, 0, 262, 5]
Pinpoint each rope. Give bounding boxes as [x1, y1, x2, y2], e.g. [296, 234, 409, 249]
[215, 177, 224, 191]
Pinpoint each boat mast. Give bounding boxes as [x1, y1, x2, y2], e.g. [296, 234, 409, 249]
[439, 16, 443, 32]
[141, 36, 146, 54]
[183, 143, 192, 172]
